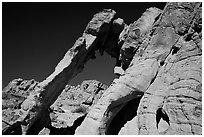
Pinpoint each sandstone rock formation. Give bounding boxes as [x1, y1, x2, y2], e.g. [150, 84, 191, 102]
[2, 79, 39, 134]
[2, 2, 202, 135]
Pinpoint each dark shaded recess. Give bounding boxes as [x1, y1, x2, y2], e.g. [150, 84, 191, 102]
[153, 13, 162, 25]
[82, 101, 92, 106]
[105, 96, 142, 135]
[121, 46, 137, 70]
[150, 70, 158, 85]
[184, 33, 194, 41]
[156, 107, 170, 128]
[115, 59, 122, 68]
[171, 45, 180, 55]
[48, 115, 86, 135]
[72, 105, 88, 113]
[104, 21, 122, 59]
[193, 23, 202, 34]
[26, 110, 51, 135]
[160, 60, 165, 66]
[2, 121, 22, 135]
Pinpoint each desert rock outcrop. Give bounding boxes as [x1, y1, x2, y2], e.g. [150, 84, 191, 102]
[2, 2, 202, 135]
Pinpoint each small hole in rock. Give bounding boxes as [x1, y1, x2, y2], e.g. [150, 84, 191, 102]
[171, 46, 180, 55]
[160, 60, 165, 66]
[156, 108, 170, 133]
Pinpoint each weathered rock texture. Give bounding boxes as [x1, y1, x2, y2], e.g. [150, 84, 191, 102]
[2, 2, 202, 135]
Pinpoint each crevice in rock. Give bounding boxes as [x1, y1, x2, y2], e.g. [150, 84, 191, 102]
[82, 101, 93, 106]
[180, 105, 194, 134]
[156, 107, 170, 129]
[150, 70, 158, 85]
[171, 45, 180, 55]
[153, 13, 162, 25]
[105, 96, 142, 135]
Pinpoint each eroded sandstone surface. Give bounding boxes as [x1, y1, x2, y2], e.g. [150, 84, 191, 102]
[2, 2, 202, 135]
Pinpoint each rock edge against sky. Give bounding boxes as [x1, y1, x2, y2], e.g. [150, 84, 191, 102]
[2, 2, 202, 135]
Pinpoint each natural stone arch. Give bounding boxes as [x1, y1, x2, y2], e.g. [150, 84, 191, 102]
[3, 9, 125, 134]
[2, 2, 202, 135]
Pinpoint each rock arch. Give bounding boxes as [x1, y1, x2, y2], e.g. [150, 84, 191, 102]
[2, 2, 202, 135]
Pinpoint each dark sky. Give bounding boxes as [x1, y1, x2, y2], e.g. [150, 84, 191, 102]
[2, 2, 166, 88]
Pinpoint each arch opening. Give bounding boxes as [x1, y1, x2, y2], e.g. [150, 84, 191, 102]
[106, 96, 142, 135]
[69, 51, 117, 86]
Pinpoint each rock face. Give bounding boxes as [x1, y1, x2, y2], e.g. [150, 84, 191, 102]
[2, 2, 202, 135]
[2, 79, 107, 135]
[48, 80, 107, 133]
[40, 80, 107, 135]
[2, 79, 39, 134]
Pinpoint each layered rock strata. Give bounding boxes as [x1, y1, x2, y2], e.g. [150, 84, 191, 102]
[2, 2, 202, 135]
